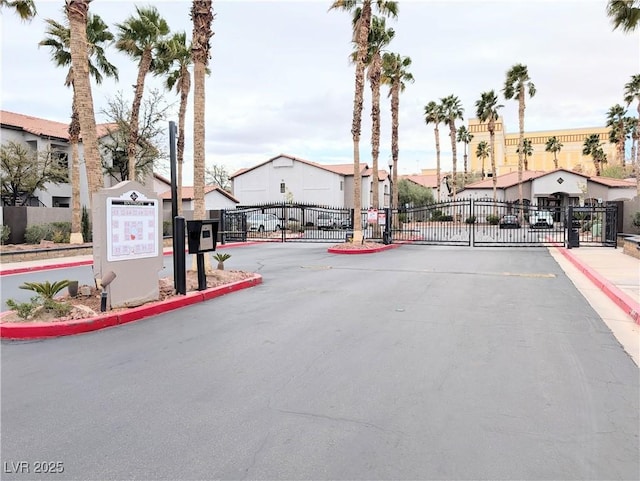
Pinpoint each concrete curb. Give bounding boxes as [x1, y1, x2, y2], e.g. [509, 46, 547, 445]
[0, 274, 262, 340]
[327, 243, 401, 254]
[559, 247, 640, 325]
[0, 242, 260, 277]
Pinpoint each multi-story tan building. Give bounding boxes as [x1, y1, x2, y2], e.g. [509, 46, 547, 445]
[467, 117, 617, 177]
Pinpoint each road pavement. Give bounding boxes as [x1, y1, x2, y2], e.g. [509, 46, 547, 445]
[1, 244, 638, 480]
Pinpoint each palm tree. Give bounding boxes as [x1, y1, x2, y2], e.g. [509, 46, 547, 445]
[115, 6, 170, 181]
[40, 13, 118, 243]
[583, 134, 606, 176]
[503, 63, 536, 208]
[456, 125, 473, 186]
[624, 74, 640, 169]
[424, 101, 445, 202]
[159, 31, 192, 216]
[475, 141, 490, 180]
[358, 15, 394, 211]
[475, 90, 503, 202]
[66, 0, 102, 201]
[607, 0, 640, 33]
[440, 95, 464, 198]
[516, 138, 533, 170]
[330, 0, 398, 243]
[190, 0, 214, 222]
[0, 0, 36, 20]
[381, 52, 413, 212]
[607, 104, 628, 166]
[545, 136, 563, 169]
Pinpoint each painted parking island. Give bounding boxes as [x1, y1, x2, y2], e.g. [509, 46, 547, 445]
[327, 243, 401, 254]
[0, 274, 262, 340]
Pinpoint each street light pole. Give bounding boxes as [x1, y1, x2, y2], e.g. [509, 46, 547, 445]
[388, 161, 394, 210]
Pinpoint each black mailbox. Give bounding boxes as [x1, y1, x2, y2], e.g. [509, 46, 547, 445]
[186, 220, 219, 254]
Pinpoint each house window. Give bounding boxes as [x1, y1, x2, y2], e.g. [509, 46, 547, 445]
[280, 182, 286, 194]
[340, 181, 344, 191]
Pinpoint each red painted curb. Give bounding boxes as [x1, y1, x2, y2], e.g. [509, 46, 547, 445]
[0, 242, 259, 277]
[0, 274, 262, 340]
[559, 248, 640, 325]
[327, 243, 401, 254]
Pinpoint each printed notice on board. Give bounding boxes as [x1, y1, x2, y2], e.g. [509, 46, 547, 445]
[106, 192, 159, 262]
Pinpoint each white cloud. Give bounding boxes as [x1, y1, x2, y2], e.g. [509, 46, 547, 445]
[1, 0, 638, 182]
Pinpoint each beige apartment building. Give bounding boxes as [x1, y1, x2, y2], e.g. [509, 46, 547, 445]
[466, 117, 616, 177]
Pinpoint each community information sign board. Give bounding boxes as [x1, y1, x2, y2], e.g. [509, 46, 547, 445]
[106, 191, 159, 262]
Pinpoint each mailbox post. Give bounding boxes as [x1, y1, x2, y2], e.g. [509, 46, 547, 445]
[186, 220, 219, 290]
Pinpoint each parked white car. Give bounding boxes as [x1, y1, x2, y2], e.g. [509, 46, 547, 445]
[246, 213, 281, 232]
[529, 211, 554, 228]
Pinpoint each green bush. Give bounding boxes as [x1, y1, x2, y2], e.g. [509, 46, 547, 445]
[465, 215, 477, 224]
[633, 212, 640, 230]
[81, 206, 92, 242]
[0, 224, 10, 244]
[6, 296, 41, 319]
[486, 215, 500, 225]
[163, 220, 172, 237]
[24, 224, 51, 244]
[431, 210, 443, 221]
[399, 213, 407, 223]
[24, 222, 71, 244]
[20, 280, 70, 299]
[439, 215, 454, 222]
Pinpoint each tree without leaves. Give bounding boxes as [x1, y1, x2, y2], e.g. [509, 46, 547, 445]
[330, 0, 398, 243]
[204, 164, 230, 191]
[503, 63, 535, 208]
[99, 90, 170, 183]
[545, 136, 563, 169]
[39, 11, 118, 242]
[424, 101, 446, 202]
[1, 142, 68, 206]
[115, 5, 170, 181]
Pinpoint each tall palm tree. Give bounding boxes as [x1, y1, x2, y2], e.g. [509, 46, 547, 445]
[545, 136, 563, 169]
[381, 52, 413, 212]
[330, 0, 398, 243]
[606, 104, 628, 166]
[40, 13, 118, 243]
[0, 0, 36, 20]
[503, 63, 536, 207]
[475, 141, 490, 180]
[475, 90, 503, 202]
[159, 31, 192, 216]
[624, 74, 640, 172]
[516, 138, 533, 170]
[424, 101, 445, 202]
[190, 0, 214, 222]
[66, 0, 102, 201]
[357, 15, 394, 210]
[115, 6, 170, 181]
[456, 125, 473, 186]
[440, 95, 464, 198]
[583, 134, 606, 176]
[607, 0, 640, 33]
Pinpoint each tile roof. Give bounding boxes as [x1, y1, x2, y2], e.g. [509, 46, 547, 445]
[588, 176, 637, 187]
[1, 110, 116, 141]
[402, 174, 439, 188]
[159, 185, 239, 203]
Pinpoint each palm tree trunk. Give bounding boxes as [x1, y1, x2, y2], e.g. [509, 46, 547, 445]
[127, 50, 152, 181]
[463, 145, 468, 186]
[517, 89, 525, 208]
[67, 0, 101, 202]
[177, 70, 190, 216]
[69, 97, 83, 244]
[553, 152, 558, 169]
[193, 60, 205, 220]
[349, 0, 372, 243]
[449, 123, 457, 198]
[370, 55, 381, 211]
[489, 124, 497, 202]
[391, 82, 399, 218]
[434, 126, 441, 202]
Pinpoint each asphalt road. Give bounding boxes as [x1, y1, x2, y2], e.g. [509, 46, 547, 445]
[1, 244, 638, 480]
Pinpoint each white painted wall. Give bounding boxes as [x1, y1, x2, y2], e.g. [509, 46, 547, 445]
[531, 171, 586, 198]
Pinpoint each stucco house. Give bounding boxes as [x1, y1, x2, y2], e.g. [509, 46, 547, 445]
[159, 185, 239, 220]
[0, 110, 137, 208]
[458, 169, 636, 207]
[230, 154, 390, 208]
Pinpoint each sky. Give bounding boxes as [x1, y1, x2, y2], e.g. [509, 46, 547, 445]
[1, 0, 639, 185]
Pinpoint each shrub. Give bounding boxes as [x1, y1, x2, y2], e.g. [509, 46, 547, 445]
[431, 210, 443, 221]
[81, 206, 92, 242]
[19, 280, 70, 299]
[5, 297, 40, 319]
[633, 212, 640, 230]
[399, 213, 407, 223]
[486, 215, 500, 225]
[163, 220, 172, 237]
[439, 215, 454, 222]
[24, 224, 51, 244]
[0, 224, 10, 244]
[24, 222, 71, 244]
[465, 215, 477, 224]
